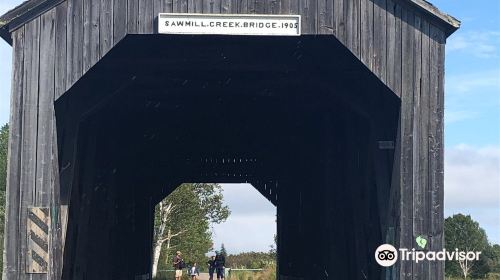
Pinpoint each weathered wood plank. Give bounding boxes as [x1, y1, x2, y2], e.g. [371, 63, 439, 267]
[187, 0, 201, 13]
[429, 23, 445, 242]
[113, 0, 127, 43]
[214, 0, 222, 13]
[400, 6, 415, 279]
[386, 0, 402, 96]
[2, 26, 25, 280]
[55, 2, 67, 99]
[247, 0, 256, 13]
[255, 0, 265, 14]
[127, 0, 139, 33]
[373, 0, 387, 82]
[153, 0, 162, 23]
[49, 128, 63, 279]
[83, 0, 100, 71]
[360, 0, 373, 66]
[36, 8, 56, 207]
[221, 0, 232, 13]
[334, 0, 346, 43]
[412, 13, 426, 279]
[419, 18, 430, 238]
[345, 0, 360, 56]
[203, 0, 219, 13]
[174, 0, 188, 13]
[412, 12, 423, 236]
[20, 17, 41, 276]
[139, 0, 154, 34]
[100, 0, 113, 56]
[238, 0, 248, 13]
[300, 0, 317, 34]
[269, 0, 281, 14]
[67, 0, 84, 88]
[318, 0, 333, 34]
[165, 0, 174, 13]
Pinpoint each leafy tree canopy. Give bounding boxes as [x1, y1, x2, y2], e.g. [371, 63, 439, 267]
[445, 214, 490, 278]
[156, 183, 230, 271]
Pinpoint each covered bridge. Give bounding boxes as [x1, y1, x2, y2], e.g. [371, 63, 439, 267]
[0, 0, 459, 279]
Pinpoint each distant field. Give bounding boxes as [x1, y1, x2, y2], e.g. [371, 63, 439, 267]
[446, 273, 500, 280]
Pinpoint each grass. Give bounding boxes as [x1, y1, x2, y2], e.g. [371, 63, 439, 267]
[229, 264, 276, 280]
[446, 273, 500, 280]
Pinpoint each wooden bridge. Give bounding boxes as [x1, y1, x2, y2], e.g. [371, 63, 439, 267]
[0, 0, 459, 279]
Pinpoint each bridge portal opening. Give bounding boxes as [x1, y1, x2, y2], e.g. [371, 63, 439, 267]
[55, 35, 400, 279]
[152, 182, 277, 279]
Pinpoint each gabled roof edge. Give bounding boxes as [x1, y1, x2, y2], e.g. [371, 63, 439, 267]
[0, 0, 460, 46]
[0, 0, 65, 45]
[402, 0, 460, 36]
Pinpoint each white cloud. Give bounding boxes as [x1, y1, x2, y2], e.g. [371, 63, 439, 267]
[211, 214, 276, 254]
[446, 69, 500, 95]
[445, 144, 500, 209]
[445, 110, 479, 124]
[445, 144, 500, 243]
[447, 31, 500, 58]
[210, 184, 276, 254]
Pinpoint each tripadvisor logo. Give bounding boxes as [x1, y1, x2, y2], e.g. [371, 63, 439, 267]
[375, 236, 482, 267]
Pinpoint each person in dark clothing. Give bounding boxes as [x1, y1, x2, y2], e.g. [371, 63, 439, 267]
[215, 252, 226, 280]
[172, 251, 184, 280]
[207, 256, 216, 280]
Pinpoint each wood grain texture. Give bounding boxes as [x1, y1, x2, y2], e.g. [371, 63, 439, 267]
[20, 17, 41, 278]
[55, 2, 67, 99]
[138, 0, 154, 33]
[373, 0, 387, 82]
[83, 0, 100, 71]
[386, 0, 402, 96]
[67, 0, 84, 88]
[174, 0, 188, 13]
[2, 26, 25, 280]
[360, 0, 373, 66]
[300, 0, 317, 34]
[345, 0, 360, 56]
[36, 8, 56, 207]
[318, 0, 333, 34]
[429, 23, 445, 242]
[113, 0, 127, 42]
[412, 13, 427, 279]
[127, 0, 139, 33]
[100, 0, 114, 56]
[221, 0, 232, 13]
[400, 7, 415, 279]
[334, 0, 346, 43]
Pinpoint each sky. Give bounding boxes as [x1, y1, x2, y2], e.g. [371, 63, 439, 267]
[0, 0, 498, 253]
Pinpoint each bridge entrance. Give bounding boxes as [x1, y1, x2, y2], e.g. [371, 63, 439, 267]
[1, 0, 457, 278]
[55, 35, 399, 279]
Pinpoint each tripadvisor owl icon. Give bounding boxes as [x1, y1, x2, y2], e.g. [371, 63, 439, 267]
[375, 244, 398, 267]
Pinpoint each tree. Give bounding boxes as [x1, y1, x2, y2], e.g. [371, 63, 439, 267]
[153, 183, 230, 277]
[220, 243, 227, 257]
[490, 244, 500, 273]
[445, 214, 489, 279]
[0, 124, 9, 272]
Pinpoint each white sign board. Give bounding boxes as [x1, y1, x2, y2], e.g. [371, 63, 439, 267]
[158, 13, 301, 36]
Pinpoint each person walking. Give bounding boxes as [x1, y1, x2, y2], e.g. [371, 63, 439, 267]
[173, 251, 184, 280]
[189, 262, 200, 280]
[207, 256, 216, 280]
[215, 252, 226, 280]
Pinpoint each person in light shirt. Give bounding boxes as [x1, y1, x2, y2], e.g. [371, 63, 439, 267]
[189, 262, 200, 280]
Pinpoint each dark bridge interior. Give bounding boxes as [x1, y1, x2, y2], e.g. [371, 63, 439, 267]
[55, 35, 400, 279]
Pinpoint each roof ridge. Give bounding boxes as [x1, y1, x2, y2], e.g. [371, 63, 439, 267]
[0, 0, 460, 45]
